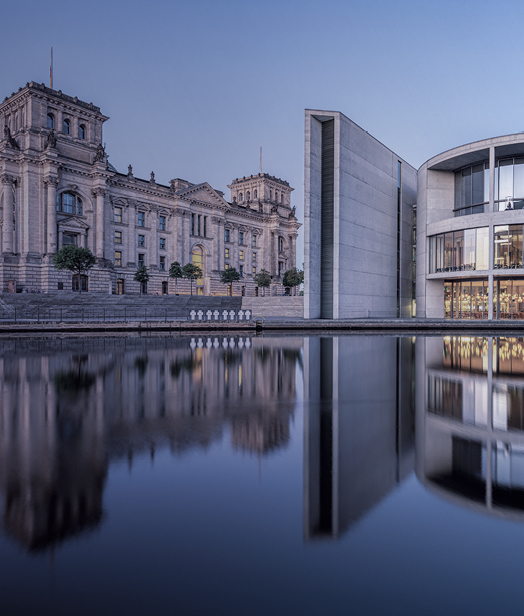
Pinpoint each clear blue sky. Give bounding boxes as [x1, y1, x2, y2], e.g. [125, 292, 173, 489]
[2, 0, 523, 262]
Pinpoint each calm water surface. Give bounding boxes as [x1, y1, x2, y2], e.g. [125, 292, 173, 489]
[1, 333, 524, 615]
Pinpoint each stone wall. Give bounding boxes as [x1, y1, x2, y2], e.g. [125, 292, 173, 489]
[241, 296, 303, 318]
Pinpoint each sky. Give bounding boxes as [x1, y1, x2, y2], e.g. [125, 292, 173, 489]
[3, 0, 524, 262]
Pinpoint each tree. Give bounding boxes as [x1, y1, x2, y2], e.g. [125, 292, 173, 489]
[52, 245, 96, 293]
[220, 267, 240, 296]
[254, 268, 271, 296]
[182, 263, 202, 295]
[169, 261, 184, 294]
[283, 267, 304, 295]
[134, 264, 150, 294]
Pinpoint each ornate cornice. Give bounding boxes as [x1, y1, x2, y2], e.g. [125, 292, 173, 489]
[43, 176, 59, 187]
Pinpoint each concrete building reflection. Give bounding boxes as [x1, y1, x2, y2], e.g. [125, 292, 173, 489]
[303, 336, 415, 540]
[0, 335, 301, 552]
[416, 336, 524, 521]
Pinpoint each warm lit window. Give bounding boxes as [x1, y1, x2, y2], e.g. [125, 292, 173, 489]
[114, 207, 122, 223]
[159, 215, 166, 231]
[225, 263, 229, 270]
[252, 266, 256, 276]
[239, 250, 244, 260]
[225, 248, 230, 259]
[137, 211, 145, 227]
[114, 251, 122, 266]
[225, 228, 230, 242]
[159, 256, 166, 271]
[115, 231, 122, 244]
[239, 232, 244, 245]
[79, 124, 86, 139]
[56, 192, 83, 215]
[159, 237, 166, 250]
[63, 118, 70, 134]
[138, 254, 145, 267]
[47, 113, 54, 129]
[252, 252, 256, 262]
[138, 235, 145, 247]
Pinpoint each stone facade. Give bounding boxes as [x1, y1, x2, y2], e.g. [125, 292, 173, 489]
[0, 82, 300, 295]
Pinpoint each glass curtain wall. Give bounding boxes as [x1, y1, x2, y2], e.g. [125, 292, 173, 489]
[454, 162, 489, 216]
[495, 158, 524, 211]
[494, 225, 523, 269]
[494, 279, 524, 319]
[429, 228, 489, 273]
[444, 279, 489, 319]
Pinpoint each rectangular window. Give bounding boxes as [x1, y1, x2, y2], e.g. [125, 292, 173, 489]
[159, 256, 166, 271]
[191, 213, 195, 235]
[225, 228, 230, 243]
[114, 207, 122, 223]
[225, 248, 230, 259]
[159, 237, 166, 250]
[138, 234, 145, 247]
[198, 215, 201, 236]
[137, 211, 145, 227]
[252, 252, 256, 262]
[159, 215, 166, 231]
[115, 231, 122, 244]
[252, 266, 256, 276]
[239, 250, 244, 261]
[239, 265, 244, 277]
[203, 216, 207, 237]
[278, 261, 283, 276]
[225, 263, 229, 270]
[114, 251, 122, 266]
[239, 231, 244, 245]
[63, 234, 77, 246]
[477, 228, 489, 270]
[138, 253, 145, 267]
[495, 225, 524, 269]
[252, 235, 257, 247]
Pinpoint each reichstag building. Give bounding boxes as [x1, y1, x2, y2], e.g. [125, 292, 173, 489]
[0, 82, 300, 295]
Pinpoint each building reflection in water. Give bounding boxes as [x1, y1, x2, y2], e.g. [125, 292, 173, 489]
[303, 336, 415, 540]
[0, 335, 301, 553]
[417, 335, 524, 520]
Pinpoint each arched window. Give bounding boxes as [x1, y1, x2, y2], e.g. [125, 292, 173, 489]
[270, 189, 273, 200]
[56, 192, 83, 215]
[192, 246, 204, 295]
[63, 118, 70, 134]
[47, 113, 54, 129]
[79, 124, 86, 139]
[278, 236, 284, 252]
[239, 192, 243, 202]
[254, 189, 257, 199]
[247, 191, 251, 201]
[280, 192, 284, 203]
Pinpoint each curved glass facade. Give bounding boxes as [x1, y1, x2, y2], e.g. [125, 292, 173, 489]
[454, 163, 489, 216]
[495, 157, 524, 211]
[429, 228, 488, 273]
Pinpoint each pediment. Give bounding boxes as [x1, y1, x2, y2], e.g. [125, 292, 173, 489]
[177, 183, 229, 207]
[57, 216, 90, 230]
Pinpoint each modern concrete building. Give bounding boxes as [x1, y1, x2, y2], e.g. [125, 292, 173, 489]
[417, 133, 524, 320]
[0, 82, 300, 295]
[304, 110, 417, 319]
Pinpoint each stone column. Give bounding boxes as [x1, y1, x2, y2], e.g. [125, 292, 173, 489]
[213, 217, 221, 271]
[92, 188, 107, 259]
[150, 207, 158, 268]
[44, 176, 59, 254]
[127, 202, 136, 266]
[1, 175, 15, 253]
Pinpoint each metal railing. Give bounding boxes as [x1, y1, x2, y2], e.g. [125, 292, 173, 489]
[0, 307, 255, 324]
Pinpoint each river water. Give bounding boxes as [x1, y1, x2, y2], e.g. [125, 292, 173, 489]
[0, 333, 523, 615]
